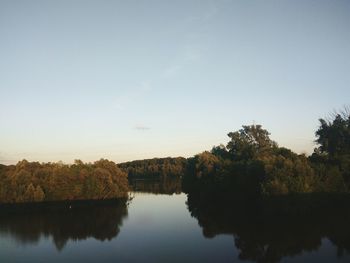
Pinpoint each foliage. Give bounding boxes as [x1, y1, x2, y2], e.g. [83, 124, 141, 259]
[261, 150, 317, 195]
[227, 125, 277, 161]
[311, 108, 350, 188]
[0, 159, 129, 204]
[183, 117, 350, 197]
[1, 108, 349, 202]
[129, 177, 182, 195]
[119, 157, 187, 179]
[315, 109, 350, 157]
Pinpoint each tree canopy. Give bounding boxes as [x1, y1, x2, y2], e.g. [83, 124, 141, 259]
[0, 159, 129, 204]
[315, 109, 350, 157]
[183, 111, 350, 198]
[227, 125, 277, 160]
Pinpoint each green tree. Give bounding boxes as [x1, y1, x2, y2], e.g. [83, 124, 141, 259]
[194, 151, 221, 178]
[227, 125, 277, 160]
[315, 109, 350, 157]
[313, 108, 350, 188]
[0, 159, 129, 204]
[261, 153, 317, 195]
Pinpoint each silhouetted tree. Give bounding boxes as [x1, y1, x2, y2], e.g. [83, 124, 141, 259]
[311, 108, 350, 190]
[315, 108, 350, 157]
[227, 125, 277, 161]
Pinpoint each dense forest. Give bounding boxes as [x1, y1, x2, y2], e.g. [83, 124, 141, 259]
[0, 159, 129, 204]
[130, 177, 182, 195]
[119, 157, 186, 194]
[185, 108, 350, 262]
[119, 157, 187, 179]
[183, 109, 350, 198]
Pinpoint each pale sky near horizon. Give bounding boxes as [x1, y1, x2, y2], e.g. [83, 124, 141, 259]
[1, 0, 349, 165]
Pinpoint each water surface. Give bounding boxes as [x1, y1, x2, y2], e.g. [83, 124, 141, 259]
[1, 191, 350, 262]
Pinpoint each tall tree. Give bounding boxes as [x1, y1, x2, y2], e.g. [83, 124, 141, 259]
[315, 109, 350, 157]
[313, 108, 350, 187]
[227, 125, 277, 160]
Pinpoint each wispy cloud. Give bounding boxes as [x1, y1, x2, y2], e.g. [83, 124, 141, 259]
[162, 65, 182, 78]
[113, 81, 151, 110]
[113, 5, 219, 110]
[161, 45, 205, 80]
[161, 5, 218, 80]
[185, 5, 219, 23]
[134, 125, 150, 131]
[184, 45, 206, 62]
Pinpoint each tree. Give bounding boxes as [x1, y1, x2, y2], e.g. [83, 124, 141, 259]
[23, 183, 36, 202]
[313, 108, 350, 187]
[211, 144, 230, 159]
[34, 185, 45, 202]
[261, 153, 317, 195]
[227, 125, 277, 161]
[194, 151, 221, 178]
[0, 159, 129, 204]
[315, 109, 350, 157]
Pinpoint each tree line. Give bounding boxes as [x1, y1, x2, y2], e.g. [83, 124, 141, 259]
[183, 108, 350, 197]
[119, 157, 186, 195]
[130, 177, 182, 195]
[0, 159, 129, 204]
[1, 108, 349, 203]
[119, 157, 187, 179]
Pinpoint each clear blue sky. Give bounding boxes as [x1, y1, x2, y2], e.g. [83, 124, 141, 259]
[1, 0, 349, 164]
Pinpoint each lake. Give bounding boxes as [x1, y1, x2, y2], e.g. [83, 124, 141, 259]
[1, 189, 350, 262]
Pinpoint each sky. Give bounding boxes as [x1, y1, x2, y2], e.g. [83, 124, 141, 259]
[0, 0, 349, 165]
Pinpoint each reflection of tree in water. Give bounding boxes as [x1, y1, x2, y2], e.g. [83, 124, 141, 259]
[130, 177, 182, 195]
[0, 200, 128, 251]
[187, 193, 350, 263]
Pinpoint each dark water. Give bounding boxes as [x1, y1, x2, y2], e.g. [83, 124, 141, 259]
[1, 189, 350, 262]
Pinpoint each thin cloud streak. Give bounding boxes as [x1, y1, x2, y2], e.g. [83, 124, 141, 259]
[134, 125, 151, 131]
[113, 81, 151, 110]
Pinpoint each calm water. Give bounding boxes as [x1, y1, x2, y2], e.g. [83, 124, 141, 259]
[1, 191, 350, 262]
